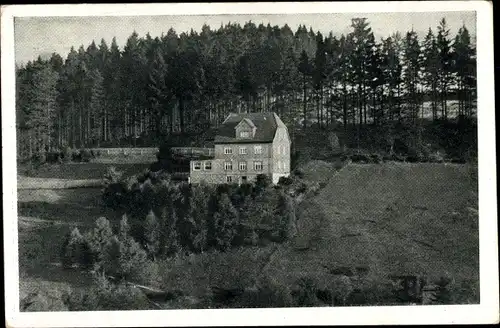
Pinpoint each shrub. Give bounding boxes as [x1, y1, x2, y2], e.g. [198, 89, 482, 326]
[45, 151, 61, 164]
[278, 176, 294, 186]
[428, 151, 445, 163]
[31, 152, 46, 167]
[293, 169, 304, 179]
[80, 148, 93, 162]
[213, 194, 240, 251]
[346, 275, 400, 305]
[236, 276, 294, 308]
[60, 227, 94, 270]
[103, 166, 123, 185]
[63, 274, 151, 311]
[291, 277, 321, 307]
[370, 153, 383, 164]
[255, 174, 272, 191]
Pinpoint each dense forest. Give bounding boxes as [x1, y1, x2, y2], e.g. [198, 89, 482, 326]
[16, 17, 476, 159]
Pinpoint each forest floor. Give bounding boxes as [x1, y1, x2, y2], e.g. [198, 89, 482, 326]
[16, 161, 480, 310]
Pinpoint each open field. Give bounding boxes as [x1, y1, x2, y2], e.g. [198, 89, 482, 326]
[264, 162, 479, 300]
[18, 187, 117, 311]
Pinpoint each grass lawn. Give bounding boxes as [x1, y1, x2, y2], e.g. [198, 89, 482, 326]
[264, 162, 479, 301]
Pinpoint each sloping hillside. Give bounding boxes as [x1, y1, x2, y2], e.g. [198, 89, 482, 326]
[265, 162, 478, 293]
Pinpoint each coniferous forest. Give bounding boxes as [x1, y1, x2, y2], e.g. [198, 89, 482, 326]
[16, 17, 476, 160]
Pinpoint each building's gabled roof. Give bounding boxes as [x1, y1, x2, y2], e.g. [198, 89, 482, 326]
[235, 118, 257, 130]
[215, 112, 278, 144]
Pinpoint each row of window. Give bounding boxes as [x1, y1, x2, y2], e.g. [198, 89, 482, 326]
[192, 161, 264, 171]
[224, 145, 264, 155]
[224, 161, 263, 171]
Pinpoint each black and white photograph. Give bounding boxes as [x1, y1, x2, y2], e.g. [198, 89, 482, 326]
[2, 2, 498, 327]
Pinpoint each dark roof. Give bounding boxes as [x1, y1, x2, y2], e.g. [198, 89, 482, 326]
[214, 112, 278, 144]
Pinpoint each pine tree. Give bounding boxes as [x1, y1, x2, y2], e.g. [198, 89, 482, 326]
[422, 28, 440, 120]
[214, 193, 240, 251]
[147, 42, 171, 139]
[89, 216, 114, 270]
[402, 29, 422, 124]
[312, 32, 327, 127]
[144, 210, 160, 259]
[436, 18, 453, 119]
[298, 50, 312, 130]
[89, 69, 105, 146]
[189, 185, 210, 252]
[453, 25, 476, 118]
[24, 62, 59, 154]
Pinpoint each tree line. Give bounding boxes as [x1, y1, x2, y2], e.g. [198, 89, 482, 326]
[16, 17, 476, 159]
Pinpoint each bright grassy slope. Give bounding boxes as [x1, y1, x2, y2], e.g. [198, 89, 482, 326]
[266, 162, 479, 286]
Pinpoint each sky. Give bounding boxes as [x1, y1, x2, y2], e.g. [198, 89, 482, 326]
[14, 11, 476, 65]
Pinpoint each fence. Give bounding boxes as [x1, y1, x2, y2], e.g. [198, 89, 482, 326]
[170, 147, 215, 157]
[89, 148, 158, 156]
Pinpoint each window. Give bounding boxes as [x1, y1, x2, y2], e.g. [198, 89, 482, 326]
[239, 147, 247, 155]
[241, 176, 248, 183]
[224, 161, 233, 171]
[224, 147, 233, 155]
[226, 176, 233, 183]
[240, 131, 250, 138]
[239, 161, 247, 171]
[193, 161, 201, 171]
[254, 146, 263, 155]
[277, 161, 282, 170]
[204, 161, 212, 170]
[254, 161, 263, 171]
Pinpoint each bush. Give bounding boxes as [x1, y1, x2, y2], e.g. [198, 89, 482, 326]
[80, 148, 93, 162]
[31, 152, 46, 167]
[45, 151, 62, 164]
[63, 274, 151, 311]
[428, 151, 445, 163]
[236, 276, 294, 308]
[291, 277, 322, 307]
[370, 153, 383, 164]
[60, 227, 94, 270]
[278, 176, 294, 186]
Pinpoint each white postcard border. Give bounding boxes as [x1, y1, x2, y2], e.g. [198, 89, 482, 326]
[2, 2, 498, 327]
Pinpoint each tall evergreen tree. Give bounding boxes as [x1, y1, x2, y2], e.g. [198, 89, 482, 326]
[436, 18, 453, 119]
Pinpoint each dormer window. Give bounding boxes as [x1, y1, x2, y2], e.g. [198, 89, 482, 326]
[235, 118, 257, 139]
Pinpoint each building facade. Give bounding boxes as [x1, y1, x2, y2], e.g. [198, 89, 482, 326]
[189, 112, 291, 185]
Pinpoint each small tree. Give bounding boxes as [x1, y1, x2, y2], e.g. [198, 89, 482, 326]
[214, 193, 240, 251]
[239, 195, 260, 245]
[61, 227, 83, 269]
[274, 193, 297, 241]
[162, 207, 180, 256]
[102, 217, 149, 281]
[144, 210, 160, 260]
[190, 184, 210, 252]
[88, 217, 114, 271]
